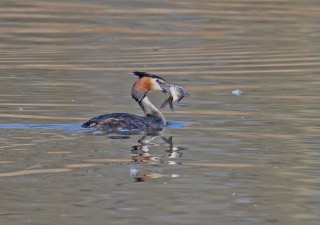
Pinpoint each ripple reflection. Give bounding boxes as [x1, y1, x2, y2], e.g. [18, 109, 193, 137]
[130, 134, 186, 182]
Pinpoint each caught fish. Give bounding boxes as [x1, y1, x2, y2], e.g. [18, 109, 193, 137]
[160, 85, 188, 111]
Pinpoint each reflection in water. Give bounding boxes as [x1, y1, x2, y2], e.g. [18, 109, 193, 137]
[130, 134, 185, 182]
[0, 123, 83, 130]
[0, 120, 187, 131]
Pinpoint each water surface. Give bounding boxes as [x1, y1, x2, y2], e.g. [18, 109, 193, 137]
[0, 0, 320, 224]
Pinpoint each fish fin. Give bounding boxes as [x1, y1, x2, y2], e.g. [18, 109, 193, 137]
[160, 99, 169, 110]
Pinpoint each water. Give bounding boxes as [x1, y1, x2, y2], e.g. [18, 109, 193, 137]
[1, 0, 320, 224]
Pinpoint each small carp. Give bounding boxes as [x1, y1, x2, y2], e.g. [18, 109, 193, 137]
[160, 85, 188, 111]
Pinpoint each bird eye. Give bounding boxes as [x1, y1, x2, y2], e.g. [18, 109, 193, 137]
[156, 79, 164, 84]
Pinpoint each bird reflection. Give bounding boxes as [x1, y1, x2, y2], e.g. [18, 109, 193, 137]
[130, 134, 186, 182]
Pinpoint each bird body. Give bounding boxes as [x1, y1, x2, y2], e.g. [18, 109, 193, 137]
[82, 72, 174, 133]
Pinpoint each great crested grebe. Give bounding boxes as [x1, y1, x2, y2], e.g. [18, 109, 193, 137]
[81, 71, 174, 133]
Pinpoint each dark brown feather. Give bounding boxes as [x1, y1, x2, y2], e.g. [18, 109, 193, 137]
[133, 71, 167, 82]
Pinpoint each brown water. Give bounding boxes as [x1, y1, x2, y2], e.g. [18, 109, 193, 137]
[1, 0, 320, 224]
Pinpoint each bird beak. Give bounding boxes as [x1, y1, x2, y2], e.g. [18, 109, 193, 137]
[158, 81, 174, 94]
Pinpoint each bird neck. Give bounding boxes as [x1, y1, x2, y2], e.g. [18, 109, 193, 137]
[139, 96, 166, 125]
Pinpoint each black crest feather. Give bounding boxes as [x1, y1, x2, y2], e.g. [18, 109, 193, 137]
[133, 71, 166, 82]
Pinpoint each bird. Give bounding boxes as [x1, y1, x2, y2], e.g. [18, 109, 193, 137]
[81, 71, 174, 134]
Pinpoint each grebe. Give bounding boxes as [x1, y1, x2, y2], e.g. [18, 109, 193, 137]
[82, 71, 174, 133]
